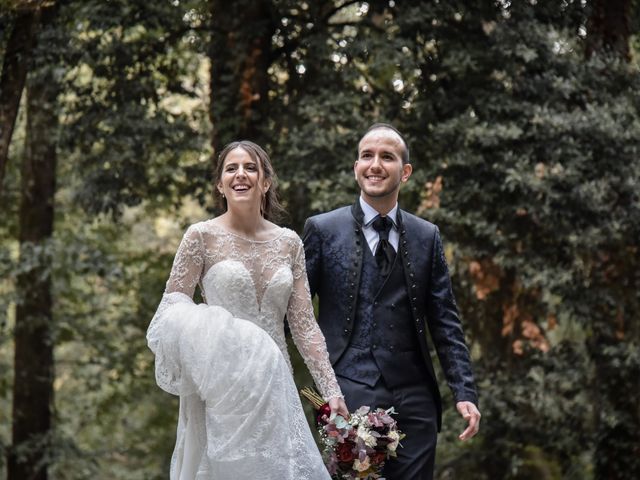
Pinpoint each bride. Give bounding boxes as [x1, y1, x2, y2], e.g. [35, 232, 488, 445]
[147, 140, 348, 479]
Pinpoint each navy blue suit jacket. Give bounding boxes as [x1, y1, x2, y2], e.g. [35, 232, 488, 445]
[303, 202, 478, 428]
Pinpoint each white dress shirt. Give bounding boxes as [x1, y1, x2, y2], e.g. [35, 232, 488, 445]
[359, 196, 399, 255]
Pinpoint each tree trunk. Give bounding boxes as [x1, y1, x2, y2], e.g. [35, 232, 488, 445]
[0, 7, 40, 193]
[7, 6, 59, 480]
[584, 2, 639, 478]
[208, 0, 274, 157]
[586, 0, 631, 60]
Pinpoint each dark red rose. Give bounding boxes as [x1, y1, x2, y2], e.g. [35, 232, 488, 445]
[316, 403, 331, 425]
[336, 441, 356, 463]
[371, 451, 386, 465]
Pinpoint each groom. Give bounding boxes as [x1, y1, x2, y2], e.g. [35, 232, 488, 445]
[303, 123, 480, 479]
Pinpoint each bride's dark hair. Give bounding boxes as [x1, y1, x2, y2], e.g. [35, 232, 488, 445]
[214, 140, 285, 222]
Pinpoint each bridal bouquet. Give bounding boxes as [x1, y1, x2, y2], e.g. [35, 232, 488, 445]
[301, 388, 405, 479]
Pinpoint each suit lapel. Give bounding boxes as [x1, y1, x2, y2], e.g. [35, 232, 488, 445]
[350, 198, 365, 226]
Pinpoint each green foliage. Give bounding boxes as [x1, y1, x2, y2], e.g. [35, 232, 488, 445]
[59, 0, 211, 217]
[437, 343, 595, 479]
[403, 1, 640, 477]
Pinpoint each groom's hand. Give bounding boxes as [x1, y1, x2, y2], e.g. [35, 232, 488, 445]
[456, 401, 481, 441]
[329, 396, 350, 420]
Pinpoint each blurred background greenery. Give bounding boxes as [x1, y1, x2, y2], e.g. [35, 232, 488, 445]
[1, 0, 638, 479]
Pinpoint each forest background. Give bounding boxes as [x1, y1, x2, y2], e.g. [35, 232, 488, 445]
[1, 0, 639, 479]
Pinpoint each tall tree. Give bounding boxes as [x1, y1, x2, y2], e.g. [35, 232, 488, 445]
[208, 0, 275, 155]
[0, 3, 39, 192]
[7, 2, 60, 478]
[583, 1, 639, 478]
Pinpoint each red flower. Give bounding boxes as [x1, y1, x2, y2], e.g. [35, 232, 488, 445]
[371, 451, 386, 465]
[317, 403, 332, 425]
[336, 441, 356, 463]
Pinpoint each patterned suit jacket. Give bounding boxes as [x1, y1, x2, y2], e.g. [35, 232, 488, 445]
[303, 202, 478, 426]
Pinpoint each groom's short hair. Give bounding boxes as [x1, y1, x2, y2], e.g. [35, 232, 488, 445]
[358, 123, 410, 164]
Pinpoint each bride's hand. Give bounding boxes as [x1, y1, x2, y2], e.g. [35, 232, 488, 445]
[328, 396, 350, 420]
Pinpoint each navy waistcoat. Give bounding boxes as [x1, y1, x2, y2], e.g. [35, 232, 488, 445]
[334, 241, 428, 388]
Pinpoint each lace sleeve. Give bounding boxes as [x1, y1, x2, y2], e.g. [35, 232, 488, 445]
[147, 225, 205, 394]
[287, 237, 343, 400]
[165, 224, 205, 297]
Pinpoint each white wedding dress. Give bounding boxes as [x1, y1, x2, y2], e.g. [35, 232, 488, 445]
[147, 220, 340, 479]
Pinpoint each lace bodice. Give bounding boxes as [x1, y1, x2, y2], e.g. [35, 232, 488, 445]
[161, 220, 342, 400]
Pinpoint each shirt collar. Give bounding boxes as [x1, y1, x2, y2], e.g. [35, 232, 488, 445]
[359, 196, 398, 228]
